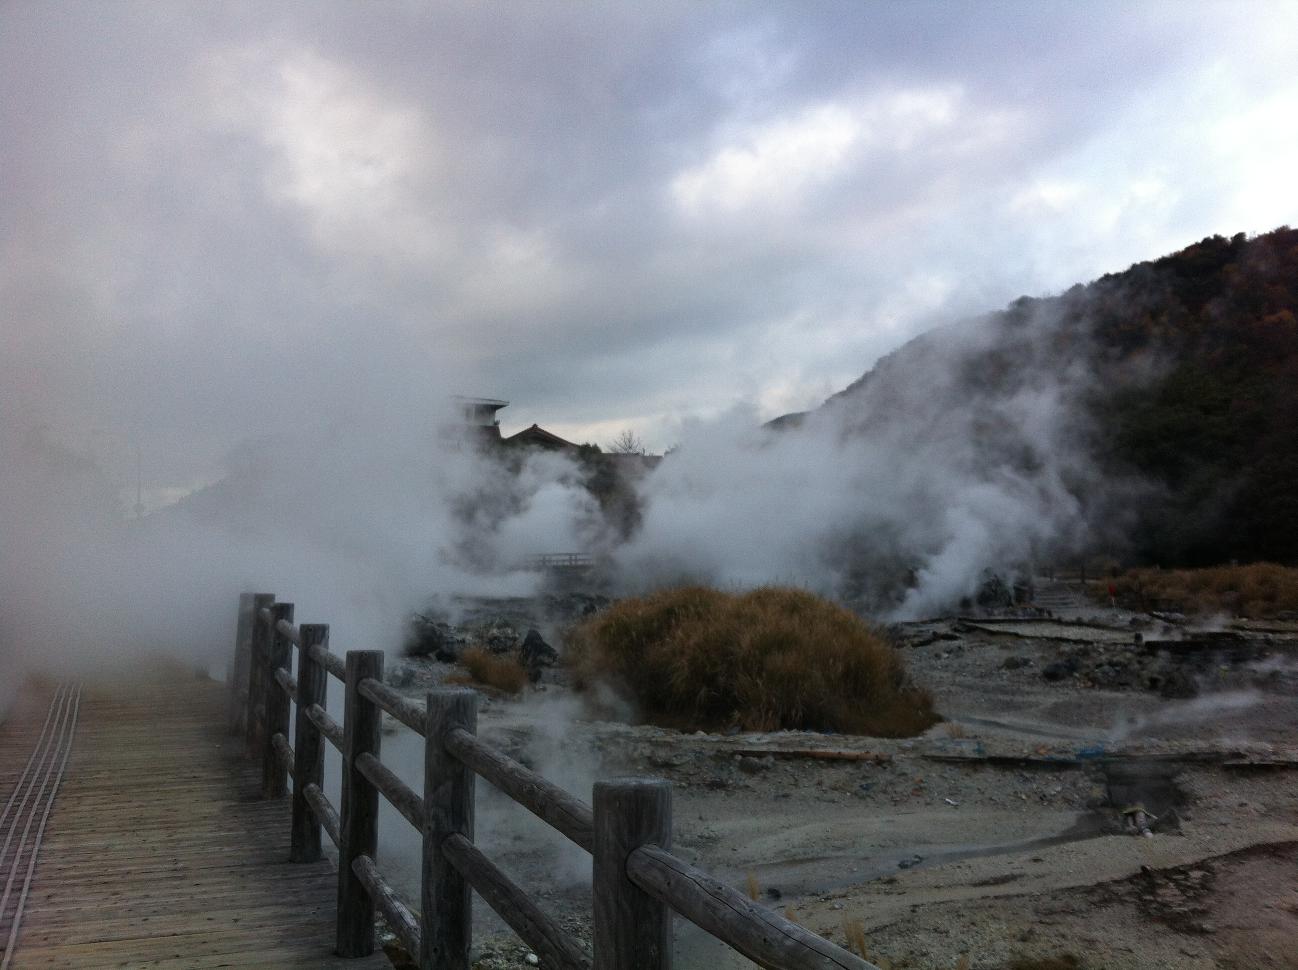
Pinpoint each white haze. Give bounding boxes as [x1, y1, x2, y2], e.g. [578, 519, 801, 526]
[0, 409, 603, 696]
[4, 1, 1293, 687]
[611, 303, 1135, 618]
[1, 288, 1145, 697]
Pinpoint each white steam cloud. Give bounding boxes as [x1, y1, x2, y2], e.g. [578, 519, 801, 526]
[612, 303, 1133, 617]
[0, 413, 600, 694]
[1, 291, 1143, 703]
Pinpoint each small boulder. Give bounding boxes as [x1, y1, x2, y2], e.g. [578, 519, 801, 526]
[518, 628, 558, 682]
[481, 621, 520, 655]
[1042, 658, 1079, 682]
[736, 755, 774, 774]
[406, 613, 466, 662]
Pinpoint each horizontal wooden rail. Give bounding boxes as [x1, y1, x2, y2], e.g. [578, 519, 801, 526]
[358, 677, 425, 735]
[353, 854, 421, 958]
[309, 642, 346, 681]
[274, 667, 298, 704]
[303, 782, 341, 849]
[443, 833, 589, 970]
[356, 752, 424, 830]
[445, 727, 595, 852]
[627, 844, 877, 970]
[235, 591, 880, 970]
[304, 703, 344, 752]
[271, 732, 295, 779]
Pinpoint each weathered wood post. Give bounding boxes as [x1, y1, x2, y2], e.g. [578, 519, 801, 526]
[337, 649, 384, 957]
[246, 593, 275, 757]
[262, 601, 294, 798]
[290, 622, 328, 863]
[593, 778, 673, 970]
[228, 592, 254, 735]
[421, 688, 479, 970]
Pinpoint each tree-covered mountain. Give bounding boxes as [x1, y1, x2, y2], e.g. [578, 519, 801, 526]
[790, 226, 1298, 569]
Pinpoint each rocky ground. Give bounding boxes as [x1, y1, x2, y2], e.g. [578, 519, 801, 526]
[373, 591, 1298, 970]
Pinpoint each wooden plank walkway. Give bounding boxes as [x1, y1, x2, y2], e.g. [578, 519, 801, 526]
[0, 672, 393, 969]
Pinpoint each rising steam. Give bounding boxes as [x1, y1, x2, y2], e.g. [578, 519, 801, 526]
[611, 301, 1145, 617]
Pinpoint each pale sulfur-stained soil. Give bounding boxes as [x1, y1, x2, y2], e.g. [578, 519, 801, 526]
[384, 603, 1298, 970]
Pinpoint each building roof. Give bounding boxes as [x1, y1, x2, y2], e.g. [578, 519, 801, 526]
[451, 395, 509, 410]
[503, 424, 580, 449]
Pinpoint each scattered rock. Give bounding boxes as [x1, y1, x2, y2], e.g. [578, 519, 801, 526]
[388, 664, 417, 688]
[737, 754, 774, 774]
[518, 628, 558, 682]
[480, 620, 521, 655]
[1042, 658, 1080, 682]
[406, 612, 466, 661]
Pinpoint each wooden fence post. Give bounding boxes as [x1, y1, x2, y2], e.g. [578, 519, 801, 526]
[337, 649, 384, 957]
[262, 601, 294, 798]
[246, 593, 275, 757]
[291, 622, 328, 863]
[421, 688, 478, 970]
[228, 592, 254, 735]
[593, 778, 673, 970]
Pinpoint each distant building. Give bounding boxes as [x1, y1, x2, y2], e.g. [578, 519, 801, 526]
[453, 396, 508, 435]
[503, 423, 580, 452]
[442, 396, 509, 448]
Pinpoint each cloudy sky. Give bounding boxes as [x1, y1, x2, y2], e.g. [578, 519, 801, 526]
[4, 0, 1297, 507]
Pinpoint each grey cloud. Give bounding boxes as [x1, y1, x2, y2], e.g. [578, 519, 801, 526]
[3, 0, 1295, 486]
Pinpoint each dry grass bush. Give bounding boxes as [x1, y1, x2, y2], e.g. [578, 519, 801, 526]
[568, 586, 938, 736]
[842, 917, 869, 958]
[451, 646, 528, 695]
[1109, 563, 1298, 617]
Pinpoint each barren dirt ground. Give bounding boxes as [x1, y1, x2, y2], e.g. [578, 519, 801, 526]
[387, 602, 1298, 970]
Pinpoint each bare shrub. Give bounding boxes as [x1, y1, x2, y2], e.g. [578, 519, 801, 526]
[452, 646, 528, 694]
[842, 917, 868, 958]
[1108, 563, 1298, 617]
[568, 586, 937, 735]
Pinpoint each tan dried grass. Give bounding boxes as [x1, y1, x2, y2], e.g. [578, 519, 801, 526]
[1109, 563, 1298, 617]
[452, 646, 528, 694]
[568, 586, 937, 736]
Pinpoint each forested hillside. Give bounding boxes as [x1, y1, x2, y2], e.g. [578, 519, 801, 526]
[809, 227, 1298, 568]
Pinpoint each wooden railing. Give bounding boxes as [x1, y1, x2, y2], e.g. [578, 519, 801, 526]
[229, 591, 877, 970]
[522, 553, 596, 570]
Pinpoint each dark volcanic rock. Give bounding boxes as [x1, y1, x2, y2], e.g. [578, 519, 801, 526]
[480, 621, 521, 655]
[1042, 658, 1080, 682]
[518, 628, 558, 682]
[406, 613, 466, 661]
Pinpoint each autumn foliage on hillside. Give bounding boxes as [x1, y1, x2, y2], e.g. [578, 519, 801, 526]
[1083, 228, 1298, 565]
[821, 226, 1298, 569]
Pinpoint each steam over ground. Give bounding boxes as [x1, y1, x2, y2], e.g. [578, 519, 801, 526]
[4, 2, 1295, 689]
[615, 306, 1122, 616]
[0, 411, 602, 689]
[1, 294, 1128, 695]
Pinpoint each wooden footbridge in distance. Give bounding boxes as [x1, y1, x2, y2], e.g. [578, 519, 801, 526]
[0, 593, 877, 970]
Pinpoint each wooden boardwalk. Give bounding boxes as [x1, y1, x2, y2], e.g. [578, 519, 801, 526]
[0, 672, 392, 969]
